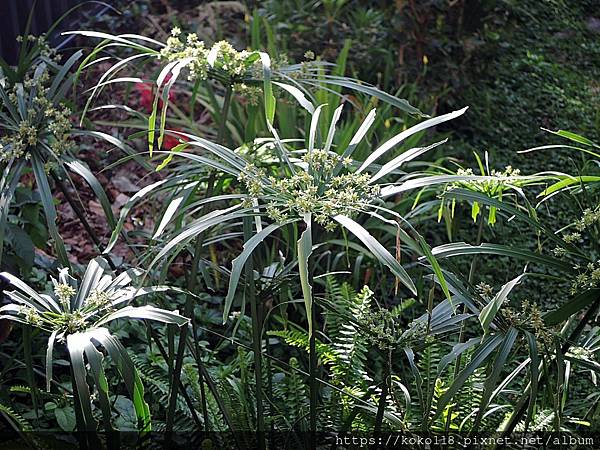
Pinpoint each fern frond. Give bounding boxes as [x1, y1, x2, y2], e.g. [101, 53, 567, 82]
[0, 403, 32, 432]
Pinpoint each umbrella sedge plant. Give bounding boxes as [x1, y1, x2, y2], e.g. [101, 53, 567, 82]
[0, 256, 188, 434]
[99, 99, 508, 445]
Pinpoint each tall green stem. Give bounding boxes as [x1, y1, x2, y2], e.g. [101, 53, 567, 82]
[166, 84, 232, 434]
[217, 86, 233, 145]
[244, 216, 266, 449]
[444, 210, 485, 433]
[374, 349, 391, 447]
[50, 171, 117, 271]
[297, 214, 316, 449]
[148, 326, 203, 429]
[23, 326, 38, 422]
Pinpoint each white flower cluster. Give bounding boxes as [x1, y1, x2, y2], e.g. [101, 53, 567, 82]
[54, 283, 76, 305]
[553, 206, 600, 257]
[571, 261, 600, 295]
[159, 29, 262, 104]
[1, 66, 74, 163]
[450, 165, 522, 195]
[239, 151, 380, 231]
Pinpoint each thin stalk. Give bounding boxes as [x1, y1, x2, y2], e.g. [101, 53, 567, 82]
[22, 326, 38, 422]
[298, 215, 316, 449]
[309, 301, 317, 450]
[468, 210, 486, 283]
[69, 361, 86, 447]
[266, 294, 276, 450]
[166, 83, 232, 434]
[147, 326, 203, 430]
[50, 171, 117, 271]
[191, 311, 211, 430]
[186, 335, 245, 450]
[244, 216, 266, 450]
[217, 86, 233, 146]
[444, 210, 485, 434]
[165, 236, 203, 434]
[374, 349, 392, 447]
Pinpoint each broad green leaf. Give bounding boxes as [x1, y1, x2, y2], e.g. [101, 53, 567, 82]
[156, 59, 192, 150]
[82, 340, 112, 430]
[308, 104, 325, 154]
[152, 181, 198, 238]
[539, 176, 600, 196]
[66, 333, 97, 431]
[260, 52, 276, 124]
[479, 274, 525, 333]
[370, 139, 447, 183]
[444, 189, 578, 254]
[150, 206, 246, 268]
[334, 214, 416, 294]
[437, 337, 480, 375]
[0, 159, 25, 266]
[544, 289, 600, 325]
[358, 107, 468, 173]
[63, 31, 159, 51]
[105, 179, 170, 253]
[48, 50, 82, 100]
[156, 142, 189, 171]
[31, 152, 70, 269]
[66, 160, 116, 228]
[301, 76, 424, 116]
[74, 257, 109, 309]
[339, 108, 376, 161]
[324, 104, 344, 153]
[416, 233, 452, 304]
[547, 129, 600, 148]
[1, 271, 60, 312]
[524, 331, 539, 431]
[55, 406, 76, 432]
[430, 242, 573, 273]
[298, 213, 314, 336]
[473, 327, 519, 429]
[45, 330, 58, 392]
[95, 305, 188, 327]
[90, 328, 151, 431]
[223, 221, 292, 322]
[434, 334, 503, 418]
[273, 81, 315, 114]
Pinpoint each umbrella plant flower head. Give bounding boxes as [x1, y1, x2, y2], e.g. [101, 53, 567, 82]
[0, 38, 76, 164]
[440, 151, 541, 225]
[0, 37, 127, 270]
[0, 257, 188, 431]
[239, 151, 380, 231]
[159, 29, 262, 83]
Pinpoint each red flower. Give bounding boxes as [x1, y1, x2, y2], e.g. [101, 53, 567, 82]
[162, 128, 189, 150]
[135, 74, 175, 113]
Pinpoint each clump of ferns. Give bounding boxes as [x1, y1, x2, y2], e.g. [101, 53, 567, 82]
[0, 401, 32, 432]
[271, 356, 309, 430]
[272, 282, 426, 429]
[129, 353, 197, 430]
[0, 257, 188, 432]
